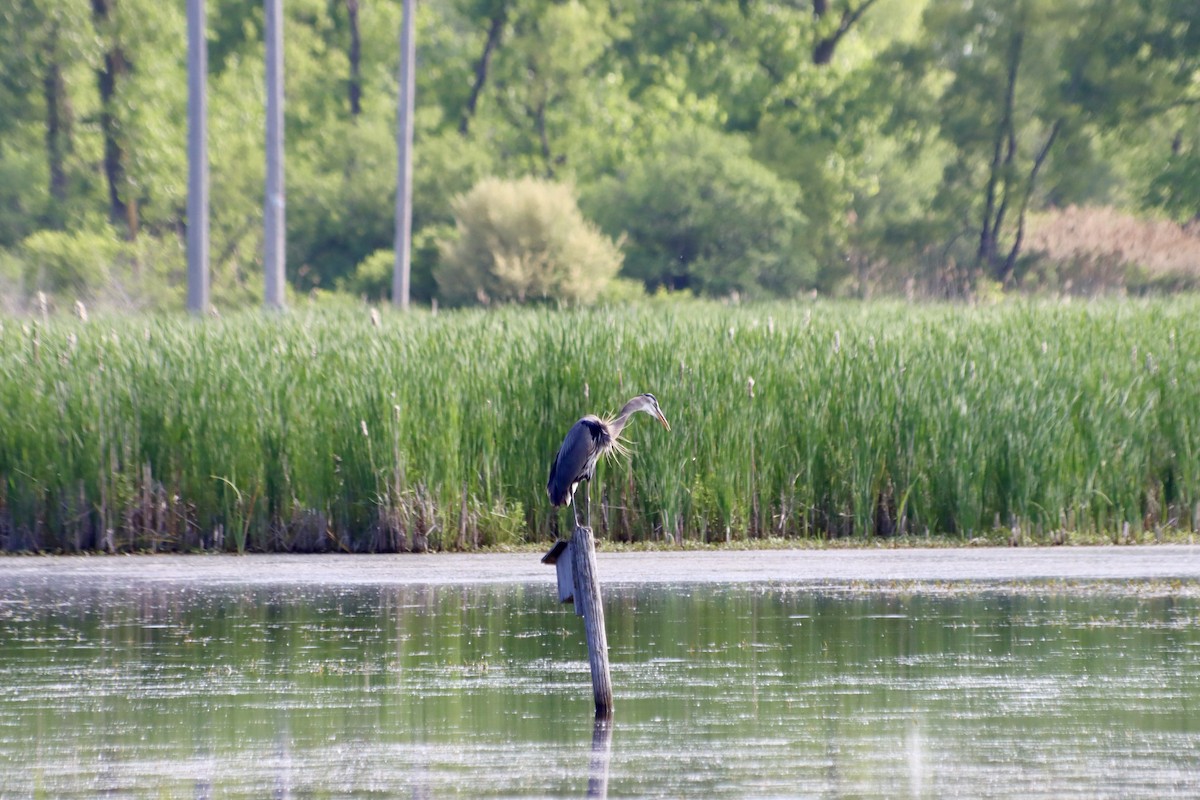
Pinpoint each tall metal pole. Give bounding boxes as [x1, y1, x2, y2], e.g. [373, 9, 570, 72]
[186, 0, 210, 315]
[264, 0, 286, 309]
[392, 0, 415, 311]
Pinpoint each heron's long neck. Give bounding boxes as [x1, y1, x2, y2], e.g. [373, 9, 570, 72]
[608, 398, 644, 439]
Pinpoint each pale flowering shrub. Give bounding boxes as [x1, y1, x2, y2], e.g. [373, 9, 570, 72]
[436, 177, 622, 306]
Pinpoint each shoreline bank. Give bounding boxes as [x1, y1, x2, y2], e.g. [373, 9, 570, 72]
[3, 545, 1198, 589]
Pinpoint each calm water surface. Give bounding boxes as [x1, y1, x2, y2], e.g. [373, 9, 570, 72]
[0, 578, 1197, 798]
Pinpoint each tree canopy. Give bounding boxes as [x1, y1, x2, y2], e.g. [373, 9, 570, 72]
[0, 0, 1196, 311]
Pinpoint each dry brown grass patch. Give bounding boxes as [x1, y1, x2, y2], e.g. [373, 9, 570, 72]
[1025, 205, 1200, 292]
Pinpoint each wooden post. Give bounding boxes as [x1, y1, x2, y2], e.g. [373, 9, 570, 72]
[540, 539, 574, 604]
[541, 529, 613, 717]
[571, 525, 613, 718]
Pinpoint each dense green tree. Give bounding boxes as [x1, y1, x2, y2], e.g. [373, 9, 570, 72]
[474, 0, 622, 177]
[598, 0, 901, 287]
[1146, 140, 1200, 224]
[0, 0, 100, 242]
[85, 0, 186, 241]
[0, 0, 1198, 310]
[587, 126, 813, 297]
[888, 0, 1200, 286]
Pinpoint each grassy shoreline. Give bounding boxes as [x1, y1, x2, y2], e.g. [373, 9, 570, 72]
[2, 298, 1198, 553]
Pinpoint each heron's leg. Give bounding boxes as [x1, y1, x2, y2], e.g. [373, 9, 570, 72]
[572, 488, 582, 530]
[583, 483, 592, 529]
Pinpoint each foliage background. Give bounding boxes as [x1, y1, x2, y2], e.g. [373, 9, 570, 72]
[0, 0, 1197, 310]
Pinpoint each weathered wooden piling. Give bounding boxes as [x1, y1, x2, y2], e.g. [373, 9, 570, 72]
[542, 526, 613, 718]
[542, 538, 575, 605]
[572, 525, 613, 717]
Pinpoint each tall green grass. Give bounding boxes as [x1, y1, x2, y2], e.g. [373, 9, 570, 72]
[1, 298, 1197, 551]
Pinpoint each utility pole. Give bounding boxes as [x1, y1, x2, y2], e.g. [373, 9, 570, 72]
[264, 0, 286, 309]
[392, 0, 415, 311]
[186, 0, 210, 315]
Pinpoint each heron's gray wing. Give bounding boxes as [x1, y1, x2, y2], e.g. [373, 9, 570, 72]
[547, 419, 598, 506]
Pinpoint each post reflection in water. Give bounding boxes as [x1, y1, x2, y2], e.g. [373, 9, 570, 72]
[0, 580, 1197, 798]
[587, 716, 613, 799]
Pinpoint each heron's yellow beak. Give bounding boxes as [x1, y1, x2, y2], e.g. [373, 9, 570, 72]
[657, 411, 671, 432]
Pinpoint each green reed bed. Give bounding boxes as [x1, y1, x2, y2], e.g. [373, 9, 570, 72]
[1, 298, 1197, 552]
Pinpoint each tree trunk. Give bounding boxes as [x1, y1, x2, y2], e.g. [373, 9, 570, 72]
[811, 0, 879, 66]
[978, 143, 1003, 267]
[346, 0, 361, 118]
[91, 0, 137, 240]
[989, 115, 1018, 273]
[978, 26, 1023, 273]
[460, 6, 506, 135]
[1001, 118, 1063, 284]
[534, 99, 553, 177]
[42, 32, 71, 213]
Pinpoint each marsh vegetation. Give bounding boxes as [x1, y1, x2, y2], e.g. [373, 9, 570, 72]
[1, 299, 1197, 552]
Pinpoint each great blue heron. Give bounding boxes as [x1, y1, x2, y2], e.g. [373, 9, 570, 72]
[547, 393, 671, 530]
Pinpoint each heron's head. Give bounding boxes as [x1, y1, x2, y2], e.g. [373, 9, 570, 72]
[638, 393, 671, 431]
